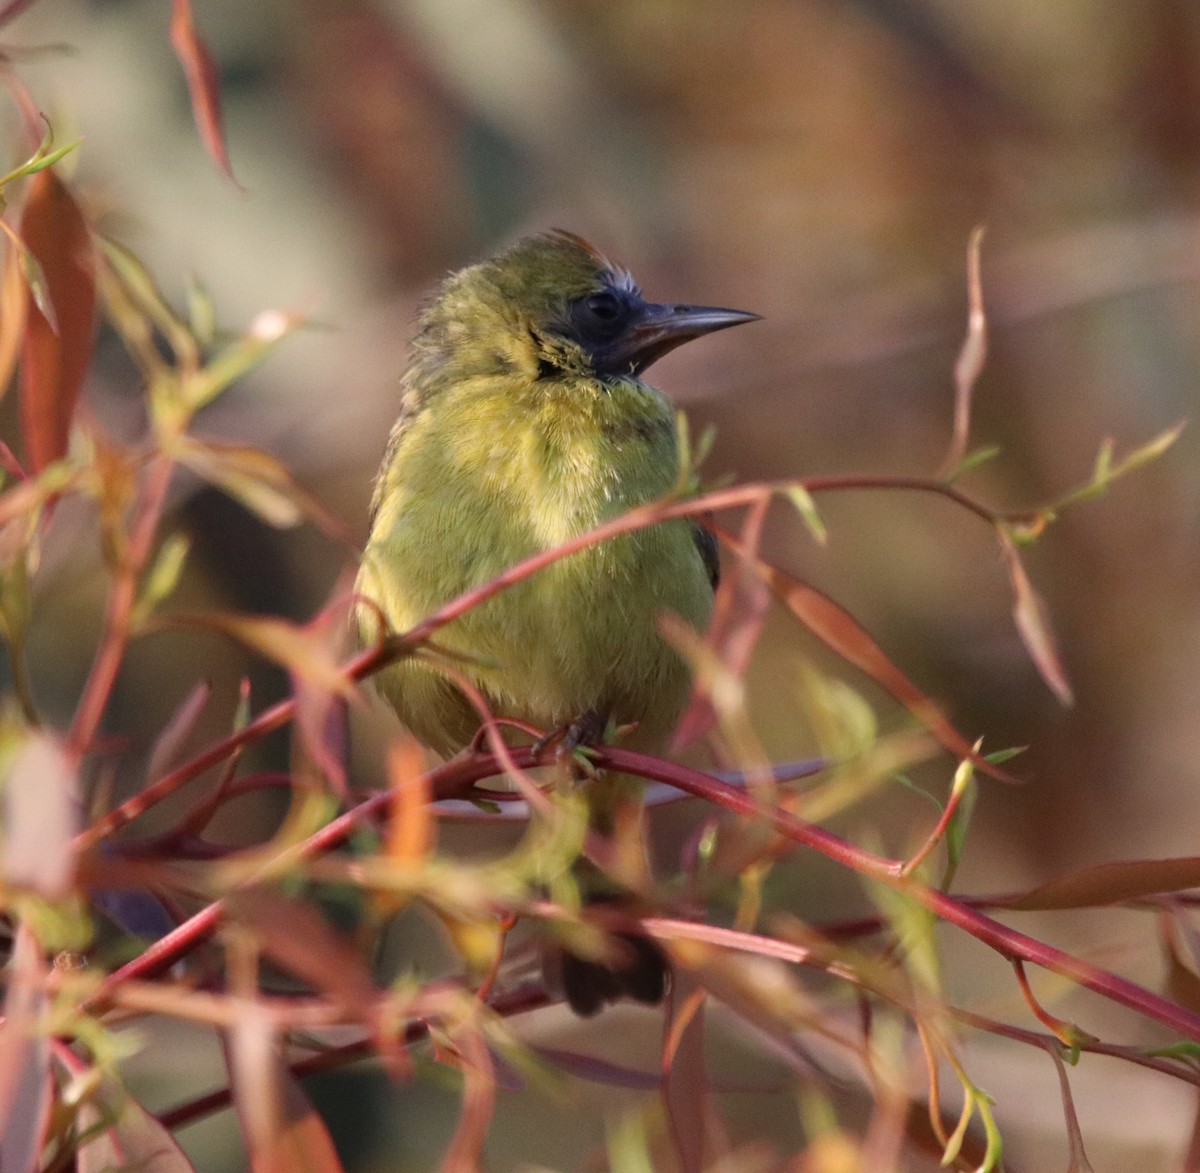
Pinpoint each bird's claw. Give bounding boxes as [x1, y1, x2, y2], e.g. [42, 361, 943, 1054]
[532, 709, 608, 774]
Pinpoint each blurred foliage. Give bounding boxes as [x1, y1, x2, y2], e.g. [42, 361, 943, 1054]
[3, 0, 1200, 1170]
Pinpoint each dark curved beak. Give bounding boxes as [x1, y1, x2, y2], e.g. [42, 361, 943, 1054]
[600, 303, 761, 376]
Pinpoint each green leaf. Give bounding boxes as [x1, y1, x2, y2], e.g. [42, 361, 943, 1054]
[131, 532, 191, 628]
[182, 308, 304, 413]
[0, 124, 83, 192]
[782, 482, 827, 544]
[944, 443, 1002, 481]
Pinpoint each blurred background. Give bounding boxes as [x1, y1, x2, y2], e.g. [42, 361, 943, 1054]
[8, 0, 1200, 1168]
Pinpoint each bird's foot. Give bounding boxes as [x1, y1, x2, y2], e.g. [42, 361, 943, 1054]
[532, 709, 608, 776]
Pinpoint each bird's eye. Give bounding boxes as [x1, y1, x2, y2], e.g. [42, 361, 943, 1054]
[569, 290, 629, 344]
[585, 292, 621, 321]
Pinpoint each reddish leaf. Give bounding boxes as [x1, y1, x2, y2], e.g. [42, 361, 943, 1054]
[227, 1022, 345, 1173]
[386, 735, 433, 868]
[663, 980, 713, 1173]
[168, 606, 355, 788]
[145, 680, 212, 783]
[0, 0, 41, 28]
[673, 505, 772, 750]
[0, 924, 51, 1173]
[227, 889, 379, 1014]
[18, 168, 96, 471]
[76, 1090, 197, 1172]
[440, 1028, 495, 1173]
[1162, 914, 1200, 1017]
[1002, 856, 1200, 912]
[169, 0, 241, 186]
[3, 730, 79, 897]
[735, 546, 1013, 782]
[0, 224, 28, 403]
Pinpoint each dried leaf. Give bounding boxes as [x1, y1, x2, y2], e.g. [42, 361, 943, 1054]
[998, 529, 1074, 706]
[1043, 1046, 1095, 1173]
[18, 167, 96, 471]
[440, 1028, 495, 1173]
[256, 1061, 346, 1173]
[169, 0, 241, 187]
[942, 226, 988, 478]
[3, 730, 78, 897]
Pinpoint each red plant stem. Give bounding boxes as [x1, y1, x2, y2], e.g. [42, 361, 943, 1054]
[79, 473, 1005, 846]
[68, 452, 175, 761]
[84, 748, 529, 1007]
[89, 740, 1200, 1044]
[154, 984, 551, 1131]
[598, 747, 1200, 1043]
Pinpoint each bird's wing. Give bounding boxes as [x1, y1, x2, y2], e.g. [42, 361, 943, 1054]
[367, 396, 420, 529]
[692, 522, 720, 592]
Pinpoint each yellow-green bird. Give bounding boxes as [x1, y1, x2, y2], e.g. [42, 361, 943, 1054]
[357, 230, 757, 1011]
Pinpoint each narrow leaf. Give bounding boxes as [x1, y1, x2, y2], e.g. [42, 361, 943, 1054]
[783, 483, 827, 544]
[227, 889, 379, 1014]
[167, 604, 354, 789]
[662, 981, 710, 1173]
[1044, 1046, 1095, 1173]
[173, 435, 342, 534]
[1002, 855, 1200, 912]
[76, 1088, 197, 1172]
[133, 532, 192, 627]
[18, 167, 96, 471]
[98, 236, 199, 371]
[0, 223, 28, 402]
[257, 1061, 346, 1173]
[386, 734, 433, 868]
[145, 680, 211, 782]
[941, 226, 988, 477]
[4, 730, 79, 897]
[0, 0, 41, 31]
[733, 543, 1013, 781]
[0, 924, 51, 1173]
[998, 529, 1074, 706]
[169, 0, 241, 187]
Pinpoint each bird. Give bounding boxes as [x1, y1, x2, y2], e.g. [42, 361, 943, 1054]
[356, 229, 758, 1012]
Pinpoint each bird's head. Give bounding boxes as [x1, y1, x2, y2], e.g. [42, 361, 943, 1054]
[407, 230, 759, 391]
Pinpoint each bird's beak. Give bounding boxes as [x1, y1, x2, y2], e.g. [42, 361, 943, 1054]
[609, 303, 761, 375]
